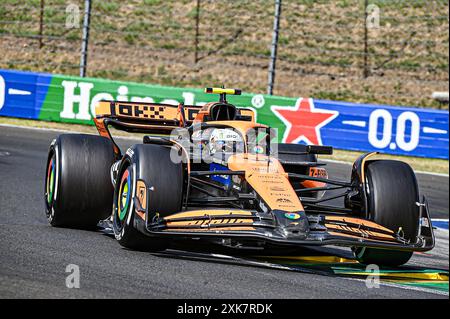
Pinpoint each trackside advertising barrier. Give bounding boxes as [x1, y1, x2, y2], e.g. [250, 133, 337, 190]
[0, 69, 448, 159]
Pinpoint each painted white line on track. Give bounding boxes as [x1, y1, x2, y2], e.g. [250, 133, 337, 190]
[415, 171, 449, 178]
[321, 159, 449, 177]
[0, 123, 141, 141]
[0, 123, 86, 134]
[320, 159, 352, 166]
[1, 123, 449, 177]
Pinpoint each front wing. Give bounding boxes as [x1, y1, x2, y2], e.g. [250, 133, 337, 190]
[141, 201, 434, 252]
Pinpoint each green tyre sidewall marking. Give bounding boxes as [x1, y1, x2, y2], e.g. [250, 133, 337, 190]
[49, 163, 54, 203]
[46, 157, 55, 205]
[118, 169, 131, 221]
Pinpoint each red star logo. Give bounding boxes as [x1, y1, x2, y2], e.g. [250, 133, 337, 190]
[271, 98, 338, 145]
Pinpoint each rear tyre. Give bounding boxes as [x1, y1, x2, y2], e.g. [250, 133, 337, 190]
[354, 160, 420, 266]
[112, 144, 183, 251]
[45, 134, 115, 229]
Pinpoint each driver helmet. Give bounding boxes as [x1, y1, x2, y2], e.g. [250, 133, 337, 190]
[208, 128, 244, 156]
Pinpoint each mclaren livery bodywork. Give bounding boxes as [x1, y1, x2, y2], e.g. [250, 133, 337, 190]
[45, 88, 434, 266]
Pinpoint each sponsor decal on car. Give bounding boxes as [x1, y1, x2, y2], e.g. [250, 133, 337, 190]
[284, 212, 301, 220]
[276, 198, 292, 204]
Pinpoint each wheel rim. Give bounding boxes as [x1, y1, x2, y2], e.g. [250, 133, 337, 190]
[46, 156, 55, 205]
[118, 168, 131, 222]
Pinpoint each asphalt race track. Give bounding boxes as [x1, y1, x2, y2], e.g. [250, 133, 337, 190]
[0, 125, 448, 298]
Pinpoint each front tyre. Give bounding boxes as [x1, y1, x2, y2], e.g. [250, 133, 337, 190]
[112, 163, 163, 251]
[112, 144, 183, 251]
[354, 160, 420, 266]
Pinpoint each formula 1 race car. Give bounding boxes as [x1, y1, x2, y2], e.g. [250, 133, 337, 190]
[44, 88, 434, 266]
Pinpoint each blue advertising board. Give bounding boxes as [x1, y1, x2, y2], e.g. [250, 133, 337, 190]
[269, 97, 448, 159]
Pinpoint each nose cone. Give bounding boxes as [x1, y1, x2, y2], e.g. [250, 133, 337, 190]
[272, 210, 310, 239]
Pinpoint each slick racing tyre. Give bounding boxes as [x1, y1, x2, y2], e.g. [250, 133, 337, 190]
[354, 160, 420, 266]
[45, 134, 115, 229]
[112, 144, 183, 251]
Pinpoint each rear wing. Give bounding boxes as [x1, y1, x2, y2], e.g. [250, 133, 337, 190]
[95, 100, 200, 133]
[93, 100, 255, 156]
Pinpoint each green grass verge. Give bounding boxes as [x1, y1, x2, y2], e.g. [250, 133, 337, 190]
[1, 116, 448, 175]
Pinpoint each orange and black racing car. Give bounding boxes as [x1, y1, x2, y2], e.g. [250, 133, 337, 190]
[45, 88, 434, 266]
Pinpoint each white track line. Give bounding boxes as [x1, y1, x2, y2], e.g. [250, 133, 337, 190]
[321, 158, 449, 177]
[414, 171, 449, 177]
[0, 123, 86, 134]
[0, 123, 141, 141]
[1, 123, 449, 177]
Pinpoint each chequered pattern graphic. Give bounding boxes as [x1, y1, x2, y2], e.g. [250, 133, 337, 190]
[142, 106, 165, 119]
